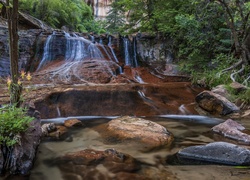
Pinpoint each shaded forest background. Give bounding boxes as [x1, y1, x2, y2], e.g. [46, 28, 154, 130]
[5, 0, 250, 102]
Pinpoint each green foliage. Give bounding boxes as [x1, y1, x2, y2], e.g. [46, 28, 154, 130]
[189, 54, 238, 88]
[19, 0, 104, 33]
[0, 106, 34, 147]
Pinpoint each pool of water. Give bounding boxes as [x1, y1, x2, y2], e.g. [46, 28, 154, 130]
[29, 116, 250, 180]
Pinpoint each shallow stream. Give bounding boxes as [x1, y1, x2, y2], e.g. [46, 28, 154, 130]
[30, 116, 250, 180]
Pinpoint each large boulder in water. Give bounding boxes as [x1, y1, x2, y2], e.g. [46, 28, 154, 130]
[177, 142, 250, 165]
[211, 119, 250, 144]
[195, 90, 239, 115]
[105, 116, 173, 150]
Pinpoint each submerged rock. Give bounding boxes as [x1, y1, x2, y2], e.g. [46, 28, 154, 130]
[177, 142, 250, 165]
[212, 119, 250, 144]
[195, 90, 239, 115]
[106, 116, 173, 150]
[53, 148, 141, 179]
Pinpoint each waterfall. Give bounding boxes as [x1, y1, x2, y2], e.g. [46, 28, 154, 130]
[95, 0, 99, 18]
[98, 38, 113, 61]
[122, 36, 139, 67]
[108, 36, 119, 63]
[37, 31, 56, 70]
[123, 37, 131, 66]
[65, 32, 103, 61]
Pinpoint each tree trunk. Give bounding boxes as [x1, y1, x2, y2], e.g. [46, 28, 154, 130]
[6, 0, 22, 107]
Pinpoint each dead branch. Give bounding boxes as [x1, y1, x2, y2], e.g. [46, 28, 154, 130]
[221, 59, 243, 73]
[243, 74, 250, 86]
[230, 64, 245, 82]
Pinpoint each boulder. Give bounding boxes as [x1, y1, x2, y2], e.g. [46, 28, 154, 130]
[211, 85, 229, 99]
[229, 82, 247, 94]
[195, 90, 240, 115]
[177, 142, 250, 165]
[47, 125, 68, 139]
[211, 119, 250, 144]
[106, 116, 173, 150]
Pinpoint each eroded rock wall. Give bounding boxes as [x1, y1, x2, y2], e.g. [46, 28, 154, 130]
[0, 27, 42, 76]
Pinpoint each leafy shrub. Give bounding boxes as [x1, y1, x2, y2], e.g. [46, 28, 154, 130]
[0, 106, 34, 147]
[187, 54, 238, 88]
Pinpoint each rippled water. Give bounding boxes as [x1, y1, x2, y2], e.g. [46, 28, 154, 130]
[29, 116, 250, 180]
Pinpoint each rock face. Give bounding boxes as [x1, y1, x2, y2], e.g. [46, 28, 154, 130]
[0, 119, 42, 175]
[0, 27, 42, 76]
[136, 33, 173, 62]
[53, 148, 141, 179]
[212, 119, 250, 144]
[177, 142, 250, 165]
[106, 116, 173, 150]
[85, 0, 113, 19]
[195, 90, 240, 115]
[33, 60, 120, 84]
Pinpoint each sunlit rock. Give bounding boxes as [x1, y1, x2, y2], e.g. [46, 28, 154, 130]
[211, 119, 250, 144]
[106, 116, 174, 150]
[195, 90, 240, 115]
[64, 118, 83, 128]
[177, 142, 250, 165]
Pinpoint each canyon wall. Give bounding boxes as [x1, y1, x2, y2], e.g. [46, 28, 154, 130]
[85, 0, 113, 19]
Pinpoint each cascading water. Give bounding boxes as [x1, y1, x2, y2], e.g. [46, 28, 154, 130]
[122, 36, 139, 68]
[108, 36, 119, 63]
[65, 32, 103, 61]
[123, 37, 131, 66]
[98, 38, 113, 61]
[36, 31, 56, 70]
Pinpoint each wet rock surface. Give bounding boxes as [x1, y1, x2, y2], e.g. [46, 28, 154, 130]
[105, 116, 174, 150]
[33, 60, 120, 84]
[177, 142, 250, 165]
[212, 119, 250, 144]
[195, 90, 240, 115]
[32, 83, 201, 119]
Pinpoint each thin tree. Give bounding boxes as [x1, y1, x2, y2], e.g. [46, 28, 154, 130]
[6, 0, 22, 107]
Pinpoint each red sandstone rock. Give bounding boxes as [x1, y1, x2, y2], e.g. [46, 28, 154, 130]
[212, 119, 250, 144]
